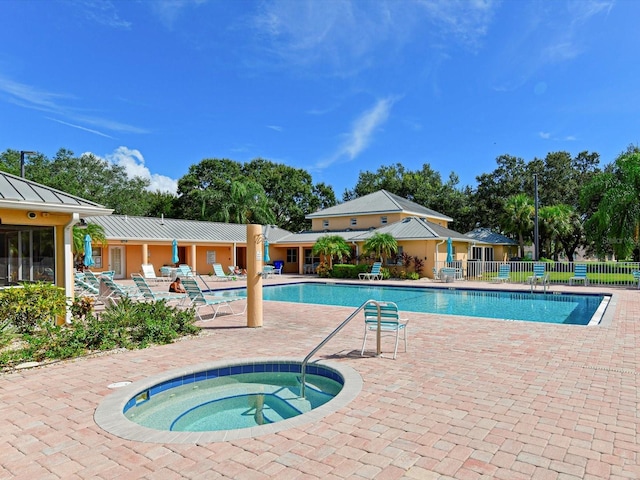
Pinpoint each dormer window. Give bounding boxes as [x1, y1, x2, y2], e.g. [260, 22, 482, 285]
[323, 220, 329, 228]
[350, 218, 357, 226]
[381, 216, 388, 225]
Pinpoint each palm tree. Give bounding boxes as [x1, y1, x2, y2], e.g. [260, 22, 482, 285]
[502, 193, 534, 258]
[72, 223, 107, 267]
[538, 204, 573, 260]
[220, 180, 275, 225]
[582, 147, 640, 260]
[312, 235, 352, 269]
[362, 233, 398, 264]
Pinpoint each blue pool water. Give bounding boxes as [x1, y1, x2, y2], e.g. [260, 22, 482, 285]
[226, 283, 607, 325]
[124, 362, 342, 432]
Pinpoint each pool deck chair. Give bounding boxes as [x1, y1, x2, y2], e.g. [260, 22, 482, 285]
[98, 277, 142, 306]
[569, 264, 589, 286]
[528, 263, 550, 292]
[633, 271, 640, 289]
[181, 277, 247, 321]
[141, 264, 167, 284]
[131, 273, 187, 304]
[493, 264, 511, 283]
[361, 301, 408, 360]
[359, 262, 383, 280]
[228, 266, 247, 278]
[74, 275, 99, 297]
[212, 263, 233, 281]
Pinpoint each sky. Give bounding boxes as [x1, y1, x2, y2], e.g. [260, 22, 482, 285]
[1, 0, 638, 198]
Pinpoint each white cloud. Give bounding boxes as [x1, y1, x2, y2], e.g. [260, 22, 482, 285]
[150, 0, 208, 28]
[267, 125, 283, 132]
[68, 0, 132, 29]
[102, 146, 178, 193]
[0, 75, 148, 136]
[317, 96, 397, 169]
[539, 131, 551, 139]
[251, 0, 499, 75]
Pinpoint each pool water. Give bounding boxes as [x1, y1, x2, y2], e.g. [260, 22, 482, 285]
[241, 283, 606, 325]
[125, 370, 341, 432]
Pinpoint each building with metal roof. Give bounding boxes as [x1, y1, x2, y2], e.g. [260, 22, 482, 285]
[0, 171, 112, 321]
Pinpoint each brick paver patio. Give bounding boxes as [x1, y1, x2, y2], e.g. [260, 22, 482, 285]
[1, 278, 638, 479]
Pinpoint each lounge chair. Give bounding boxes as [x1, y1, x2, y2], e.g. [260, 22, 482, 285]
[527, 263, 550, 291]
[131, 273, 187, 303]
[432, 267, 440, 280]
[212, 263, 233, 281]
[176, 264, 196, 277]
[361, 301, 408, 360]
[493, 264, 511, 283]
[74, 275, 99, 297]
[181, 277, 247, 321]
[140, 264, 168, 284]
[358, 262, 383, 280]
[98, 277, 141, 306]
[228, 266, 247, 278]
[160, 266, 174, 281]
[569, 264, 588, 286]
[632, 271, 640, 289]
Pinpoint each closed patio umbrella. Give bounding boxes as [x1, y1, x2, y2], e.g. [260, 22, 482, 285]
[83, 234, 95, 268]
[172, 239, 179, 265]
[446, 237, 453, 264]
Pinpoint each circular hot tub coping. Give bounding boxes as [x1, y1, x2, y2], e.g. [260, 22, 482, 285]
[94, 357, 363, 444]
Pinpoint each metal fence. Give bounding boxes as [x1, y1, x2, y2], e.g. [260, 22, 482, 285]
[433, 260, 640, 288]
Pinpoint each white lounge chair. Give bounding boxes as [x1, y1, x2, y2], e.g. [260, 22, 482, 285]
[181, 277, 246, 321]
[359, 262, 382, 280]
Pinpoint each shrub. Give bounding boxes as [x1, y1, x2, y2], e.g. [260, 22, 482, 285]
[0, 283, 67, 334]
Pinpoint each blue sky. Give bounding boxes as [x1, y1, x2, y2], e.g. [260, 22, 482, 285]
[1, 0, 637, 197]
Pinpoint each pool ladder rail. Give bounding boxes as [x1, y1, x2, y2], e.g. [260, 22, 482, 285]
[300, 299, 386, 398]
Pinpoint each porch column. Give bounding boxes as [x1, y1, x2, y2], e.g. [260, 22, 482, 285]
[142, 244, 148, 265]
[190, 244, 197, 273]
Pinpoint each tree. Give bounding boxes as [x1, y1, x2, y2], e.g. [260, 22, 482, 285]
[219, 180, 275, 225]
[72, 223, 107, 267]
[243, 158, 336, 232]
[312, 235, 352, 268]
[581, 146, 640, 261]
[362, 233, 398, 264]
[538, 204, 573, 260]
[502, 194, 534, 258]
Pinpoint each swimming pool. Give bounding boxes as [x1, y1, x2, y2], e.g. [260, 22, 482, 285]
[230, 283, 608, 325]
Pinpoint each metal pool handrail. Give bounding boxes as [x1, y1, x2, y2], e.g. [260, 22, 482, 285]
[300, 299, 384, 398]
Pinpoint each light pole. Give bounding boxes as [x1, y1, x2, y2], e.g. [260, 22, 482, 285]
[533, 173, 539, 261]
[20, 151, 36, 178]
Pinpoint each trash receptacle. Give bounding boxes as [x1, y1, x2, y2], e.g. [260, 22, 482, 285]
[274, 260, 284, 271]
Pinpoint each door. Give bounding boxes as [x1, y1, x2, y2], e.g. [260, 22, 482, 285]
[109, 246, 126, 279]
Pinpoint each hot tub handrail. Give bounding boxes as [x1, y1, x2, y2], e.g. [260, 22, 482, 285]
[300, 299, 383, 398]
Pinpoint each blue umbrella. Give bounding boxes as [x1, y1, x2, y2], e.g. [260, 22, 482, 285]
[446, 237, 453, 264]
[172, 239, 179, 265]
[83, 234, 95, 268]
[264, 239, 270, 263]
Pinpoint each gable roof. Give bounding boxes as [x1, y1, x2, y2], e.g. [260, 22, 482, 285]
[349, 216, 474, 242]
[465, 227, 518, 245]
[0, 171, 112, 215]
[84, 215, 291, 244]
[306, 190, 452, 222]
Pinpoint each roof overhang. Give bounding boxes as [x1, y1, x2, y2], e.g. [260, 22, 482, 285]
[0, 199, 113, 216]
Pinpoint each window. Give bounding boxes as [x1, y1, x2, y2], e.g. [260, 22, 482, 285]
[286, 248, 297, 263]
[350, 218, 357, 226]
[322, 220, 329, 228]
[381, 216, 387, 225]
[0, 225, 55, 285]
[93, 247, 103, 268]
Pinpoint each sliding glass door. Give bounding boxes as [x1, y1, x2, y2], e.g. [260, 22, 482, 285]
[0, 225, 55, 286]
